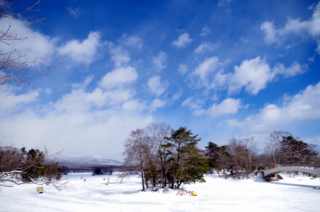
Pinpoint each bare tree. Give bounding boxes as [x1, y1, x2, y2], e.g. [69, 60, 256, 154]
[123, 129, 150, 191]
[0, 0, 55, 85]
[146, 122, 171, 188]
[264, 131, 292, 166]
[227, 137, 258, 179]
[216, 147, 232, 179]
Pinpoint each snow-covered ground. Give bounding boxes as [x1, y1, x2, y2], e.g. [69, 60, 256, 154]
[0, 173, 319, 212]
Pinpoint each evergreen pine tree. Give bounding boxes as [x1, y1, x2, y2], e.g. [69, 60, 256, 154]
[164, 127, 210, 188]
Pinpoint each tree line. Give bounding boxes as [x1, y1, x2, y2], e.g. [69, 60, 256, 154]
[92, 166, 113, 175]
[122, 123, 320, 190]
[0, 145, 65, 189]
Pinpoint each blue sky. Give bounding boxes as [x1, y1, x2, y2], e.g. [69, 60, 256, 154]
[1, 0, 320, 160]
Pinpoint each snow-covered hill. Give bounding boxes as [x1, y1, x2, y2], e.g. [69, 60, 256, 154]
[58, 155, 123, 166]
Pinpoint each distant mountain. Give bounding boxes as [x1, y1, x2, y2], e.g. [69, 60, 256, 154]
[58, 155, 123, 166]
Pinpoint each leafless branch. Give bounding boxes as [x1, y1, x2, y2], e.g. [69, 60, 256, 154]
[0, 0, 56, 85]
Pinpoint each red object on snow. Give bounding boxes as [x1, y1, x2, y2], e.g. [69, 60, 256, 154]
[272, 165, 275, 168]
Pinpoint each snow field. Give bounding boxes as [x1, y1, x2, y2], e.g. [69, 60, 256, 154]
[0, 173, 319, 212]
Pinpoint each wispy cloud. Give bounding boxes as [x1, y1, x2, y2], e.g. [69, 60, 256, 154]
[149, 99, 167, 111]
[178, 64, 188, 75]
[218, 0, 233, 7]
[67, 7, 81, 19]
[200, 27, 211, 37]
[152, 51, 168, 71]
[121, 34, 143, 49]
[183, 97, 242, 117]
[193, 56, 221, 85]
[260, 2, 320, 53]
[108, 43, 131, 67]
[147, 76, 169, 97]
[182, 97, 206, 110]
[194, 42, 220, 53]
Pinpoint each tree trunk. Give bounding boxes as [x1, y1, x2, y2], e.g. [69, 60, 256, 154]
[141, 168, 145, 191]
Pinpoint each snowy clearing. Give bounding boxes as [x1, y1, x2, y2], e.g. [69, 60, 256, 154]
[0, 173, 319, 212]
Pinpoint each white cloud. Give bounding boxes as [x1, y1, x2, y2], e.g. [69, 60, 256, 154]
[122, 100, 146, 111]
[0, 76, 152, 161]
[200, 27, 211, 37]
[194, 42, 220, 53]
[147, 76, 169, 97]
[0, 102, 152, 160]
[58, 31, 102, 64]
[230, 81, 320, 133]
[50, 75, 137, 114]
[150, 99, 166, 111]
[54, 87, 135, 112]
[189, 56, 306, 95]
[67, 7, 81, 18]
[108, 43, 130, 67]
[0, 86, 39, 114]
[310, 2, 320, 36]
[121, 34, 143, 49]
[152, 51, 167, 71]
[172, 33, 193, 48]
[228, 57, 273, 95]
[178, 64, 188, 75]
[261, 2, 320, 53]
[99, 66, 138, 89]
[191, 57, 304, 95]
[212, 70, 231, 88]
[0, 18, 56, 63]
[260, 21, 278, 44]
[206, 98, 241, 117]
[211, 57, 305, 95]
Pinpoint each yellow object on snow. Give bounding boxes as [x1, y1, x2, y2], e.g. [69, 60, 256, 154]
[192, 191, 197, 196]
[37, 187, 43, 193]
